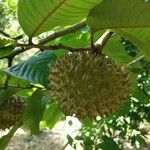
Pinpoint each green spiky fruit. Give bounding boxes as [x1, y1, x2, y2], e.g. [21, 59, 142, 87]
[48, 52, 131, 119]
[0, 96, 24, 129]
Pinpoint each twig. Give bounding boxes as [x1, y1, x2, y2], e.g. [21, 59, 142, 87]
[16, 30, 113, 53]
[95, 30, 113, 49]
[127, 55, 145, 66]
[40, 20, 86, 45]
[0, 29, 23, 40]
[10, 30, 113, 55]
[0, 26, 113, 60]
[16, 43, 97, 52]
[0, 20, 86, 59]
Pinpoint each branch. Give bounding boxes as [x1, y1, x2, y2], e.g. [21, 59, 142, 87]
[91, 30, 113, 54]
[3, 30, 112, 59]
[17, 43, 100, 52]
[0, 29, 23, 40]
[95, 30, 113, 49]
[40, 20, 86, 45]
[127, 55, 145, 66]
[0, 20, 86, 59]
[16, 30, 113, 53]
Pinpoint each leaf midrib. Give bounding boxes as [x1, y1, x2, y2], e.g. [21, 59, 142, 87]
[93, 25, 150, 32]
[30, 0, 68, 37]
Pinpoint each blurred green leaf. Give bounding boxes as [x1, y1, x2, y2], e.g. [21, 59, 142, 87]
[18, 0, 100, 36]
[0, 36, 16, 58]
[128, 62, 143, 75]
[104, 36, 133, 64]
[143, 84, 150, 96]
[0, 44, 16, 58]
[116, 99, 131, 116]
[51, 31, 90, 58]
[136, 135, 147, 147]
[67, 135, 74, 146]
[0, 87, 19, 105]
[0, 121, 22, 150]
[98, 136, 120, 150]
[5, 51, 57, 87]
[23, 89, 45, 134]
[0, 70, 6, 86]
[132, 88, 149, 104]
[42, 103, 62, 129]
[81, 117, 93, 127]
[17, 89, 35, 100]
[0, 69, 29, 88]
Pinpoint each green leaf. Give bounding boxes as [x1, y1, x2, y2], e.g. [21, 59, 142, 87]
[67, 135, 74, 146]
[136, 135, 147, 147]
[98, 136, 120, 150]
[0, 70, 6, 86]
[0, 69, 30, 88]
[114, 29, 150, 58]
[87, 0, 150, 57]
[81, 117, 93, 127]
[5, 51, 57, 87]
[51, 31, 90, 58]
[143, 84, 150, 96]
[116, 99, 131, 116]
[132, 88, 150, 104]
[18, 0, 101, 37]
[22, 89, 45, 134]
[103, 35, 133, 64]
[0, 87, 19, 105]
[0, 121, 22, 150]
[42, 103, 62, 129]
[0, 36, 16, 58]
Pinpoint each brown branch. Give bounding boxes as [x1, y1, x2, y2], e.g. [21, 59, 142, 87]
[40, 20, 86, 45]
[4, 30, 112, 59]
[0, 20, 86, 59]
[17, 43, 97, 52]
[0, 26, 113, 61]
[0, 29, 23, 40]
[16, 30, 113, 53]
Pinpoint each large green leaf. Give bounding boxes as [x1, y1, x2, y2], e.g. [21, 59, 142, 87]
[5, 51, 57, 87]
[87, 0, 150, 57]
[23, 89, 45, 134]
[18, 0, 101, 37]
[42, 103, 62, 129]
[0, 36, 16, 58]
